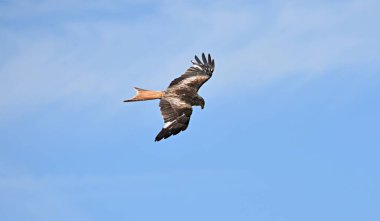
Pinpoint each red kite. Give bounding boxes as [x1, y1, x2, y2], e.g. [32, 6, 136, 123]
[124, 53, 215, 141]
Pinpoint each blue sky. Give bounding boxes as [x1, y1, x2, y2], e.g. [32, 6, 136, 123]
[1, 0, 380, 220]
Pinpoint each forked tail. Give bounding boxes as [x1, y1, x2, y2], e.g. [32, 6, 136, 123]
[123, 87, 164, 102]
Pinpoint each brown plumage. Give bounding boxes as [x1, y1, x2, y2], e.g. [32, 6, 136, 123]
[124, 53, 215, 141]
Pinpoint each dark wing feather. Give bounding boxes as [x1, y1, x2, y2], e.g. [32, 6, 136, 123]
[167, 53, 215, 92]
[194, 55, 202, 64]
[155, 98, 193, 141]
[202, 53, 207, 64]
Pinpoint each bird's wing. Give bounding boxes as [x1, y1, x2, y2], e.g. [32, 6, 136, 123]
[167, 53, 215, 92]
[155, 97, 193, 141]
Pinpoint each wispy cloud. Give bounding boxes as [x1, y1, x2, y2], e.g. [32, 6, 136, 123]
[0, 169, 257, 220]
[1, 0, 379, 117]
[0, 175, 90, 221]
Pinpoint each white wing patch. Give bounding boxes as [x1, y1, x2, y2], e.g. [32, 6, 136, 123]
[164, 121, 174, 128]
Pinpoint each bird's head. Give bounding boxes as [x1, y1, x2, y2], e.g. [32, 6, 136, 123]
[200, 98, 205, 109]
[195, 96, 205, 109]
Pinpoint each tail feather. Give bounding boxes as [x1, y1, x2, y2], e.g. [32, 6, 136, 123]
[124, 87, 163, 102]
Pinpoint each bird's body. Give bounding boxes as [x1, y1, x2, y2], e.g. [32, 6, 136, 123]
[124, 53, 215, 141]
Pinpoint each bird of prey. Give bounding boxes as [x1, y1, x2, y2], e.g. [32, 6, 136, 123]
[124, 53, 215, 141]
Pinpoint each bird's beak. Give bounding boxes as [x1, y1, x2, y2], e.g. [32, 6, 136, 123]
[201, 104, 205, 109]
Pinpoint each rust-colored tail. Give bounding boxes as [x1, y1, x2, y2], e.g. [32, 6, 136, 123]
[124, 87, 164, 102]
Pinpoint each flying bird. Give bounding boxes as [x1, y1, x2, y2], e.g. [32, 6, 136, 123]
[124, 53, 215, 141]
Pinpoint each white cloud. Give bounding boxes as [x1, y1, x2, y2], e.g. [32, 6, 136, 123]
[0, 0, 379, 116]
[211, 0, 380, 88]
[0, 169, 256, 220]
